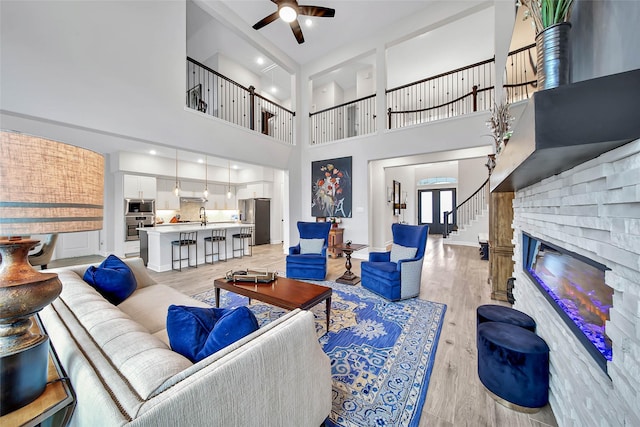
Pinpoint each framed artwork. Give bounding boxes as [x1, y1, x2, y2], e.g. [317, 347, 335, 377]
[187, 84, 202, 110]
[312, 156, 352, 218]
[393, 180, 401, 215]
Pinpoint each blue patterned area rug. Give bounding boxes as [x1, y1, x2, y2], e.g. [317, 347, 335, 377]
[192, 280, 446, 427]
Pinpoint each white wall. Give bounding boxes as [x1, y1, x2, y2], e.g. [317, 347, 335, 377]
[311, 81, 344, 112]
[0, 1, 295, 170]
[386, 5, 495, 88]
[356, 67, 376, 99]
[457, 157, 489, 202]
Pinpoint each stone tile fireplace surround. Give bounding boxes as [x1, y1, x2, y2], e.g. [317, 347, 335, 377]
[511, 139, 640, 426]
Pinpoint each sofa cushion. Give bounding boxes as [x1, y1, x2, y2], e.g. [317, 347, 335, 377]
[118, 284, 210, 335]
[299, 238, 325, 254]
[390, 243, 417, 263]
[83, 254, 137, 304]
[166, 305, 229, 362]
[196, 306, 259, 361]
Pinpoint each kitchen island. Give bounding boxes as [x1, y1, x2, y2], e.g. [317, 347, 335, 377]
[139, 222, 254, 272]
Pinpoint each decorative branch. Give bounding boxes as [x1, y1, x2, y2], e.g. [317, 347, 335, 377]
[486, 102, 514, 154]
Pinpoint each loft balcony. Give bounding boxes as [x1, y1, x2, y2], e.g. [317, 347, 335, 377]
[186, 57, 295, 145]
[186, 44, 537, 146]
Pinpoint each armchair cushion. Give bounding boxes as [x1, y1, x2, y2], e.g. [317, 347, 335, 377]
[390, 244, 417, 263]
[299, 238, 325, 254]
[368, 251, 391, 263]
[83, 254, 137, 305]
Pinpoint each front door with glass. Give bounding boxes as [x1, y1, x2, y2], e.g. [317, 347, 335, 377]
[418, 188, 456, 234]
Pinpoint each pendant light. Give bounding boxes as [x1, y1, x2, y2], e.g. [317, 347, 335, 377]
[227, 161, 232, 199]
[203, 155, 209, 199]
[173, 149, 180, 197]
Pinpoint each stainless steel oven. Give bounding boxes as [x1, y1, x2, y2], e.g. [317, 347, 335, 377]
[125, 214, 155, 241]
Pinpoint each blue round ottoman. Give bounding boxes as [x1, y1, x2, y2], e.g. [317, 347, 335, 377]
[477, 304, 536, 332]
[477, 322, 550, 412]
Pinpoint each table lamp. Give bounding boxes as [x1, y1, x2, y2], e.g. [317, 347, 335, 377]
[0, 130, 104, 414]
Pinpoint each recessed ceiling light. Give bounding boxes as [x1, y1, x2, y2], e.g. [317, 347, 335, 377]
[305, 18, 312, 27]
[197, 158, 204, 164]
[149, 150, 156, 155]
[256, 57, 264, 65]
[271, 86, 278, 93]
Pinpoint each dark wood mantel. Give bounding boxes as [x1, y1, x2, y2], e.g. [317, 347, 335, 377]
[491, 69, 640, 193]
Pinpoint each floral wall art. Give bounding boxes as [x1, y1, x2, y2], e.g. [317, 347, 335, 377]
[311, 156, 352, 218]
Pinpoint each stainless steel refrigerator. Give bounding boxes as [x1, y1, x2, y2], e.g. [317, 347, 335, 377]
[238, 198, 270, 245]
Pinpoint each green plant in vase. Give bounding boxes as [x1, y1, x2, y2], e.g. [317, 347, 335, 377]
[520, 0, 576, 89]
[520, 0, 574, 34]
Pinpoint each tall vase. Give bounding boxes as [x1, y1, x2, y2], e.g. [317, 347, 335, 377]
[536, 22, 571, 90]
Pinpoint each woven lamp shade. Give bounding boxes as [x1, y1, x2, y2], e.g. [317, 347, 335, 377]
[0, 130, 104, 415]
[0, 131, 104, 235]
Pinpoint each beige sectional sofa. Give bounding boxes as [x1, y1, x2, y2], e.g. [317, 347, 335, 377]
[40, 258, 332, 426]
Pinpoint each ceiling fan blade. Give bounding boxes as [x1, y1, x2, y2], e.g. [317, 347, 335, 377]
[298, 6, 335, 18]
[290, 19, 305, 44]
[253, 11, 280, 30]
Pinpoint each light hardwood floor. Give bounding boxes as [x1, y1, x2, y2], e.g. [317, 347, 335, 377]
[49, 236, 557, 427]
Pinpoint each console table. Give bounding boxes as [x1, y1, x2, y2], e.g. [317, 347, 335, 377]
[1, 316, 75, 427]
[327, 227, 344, 258]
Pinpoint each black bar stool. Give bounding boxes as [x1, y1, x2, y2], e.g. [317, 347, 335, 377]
[232, 226, 253, 258]
[204, 228, 226, 263]
[171, 231, 198, 271]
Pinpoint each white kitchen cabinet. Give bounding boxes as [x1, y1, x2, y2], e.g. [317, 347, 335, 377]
[124, 240, 140, 256]
[124, 175, 157, 199]
[157, 179, 180, 210]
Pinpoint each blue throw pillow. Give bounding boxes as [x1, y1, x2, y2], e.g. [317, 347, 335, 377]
[196, 306, 259, 362]
[83, 254, 137, 305]
[166, 305, 229, 363]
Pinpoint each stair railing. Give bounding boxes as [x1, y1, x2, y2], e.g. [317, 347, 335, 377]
[186, 57, 295, 144]
[309, 94, 377, 145]
[443, 177, 490, 238]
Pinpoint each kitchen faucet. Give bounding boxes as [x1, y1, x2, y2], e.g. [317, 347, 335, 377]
[199, 207, 207, 226]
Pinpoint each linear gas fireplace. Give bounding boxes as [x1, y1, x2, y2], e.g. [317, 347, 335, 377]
[522, 233, 613, 372]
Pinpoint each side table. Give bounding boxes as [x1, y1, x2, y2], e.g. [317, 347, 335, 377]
[1, 316, 75, 427]
[331, 243, 367, 285]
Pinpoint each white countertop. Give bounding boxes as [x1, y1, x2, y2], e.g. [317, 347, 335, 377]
[139, 222, 253, 234]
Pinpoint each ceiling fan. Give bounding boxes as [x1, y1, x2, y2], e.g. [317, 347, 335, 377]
[252, 0, 336, 44]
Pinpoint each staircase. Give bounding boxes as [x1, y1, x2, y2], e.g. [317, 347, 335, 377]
[443, 178, 489, 247]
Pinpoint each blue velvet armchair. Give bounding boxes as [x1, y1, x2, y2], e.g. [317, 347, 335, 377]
[361, 223, 429, 301]
[286, 221, 332, 280]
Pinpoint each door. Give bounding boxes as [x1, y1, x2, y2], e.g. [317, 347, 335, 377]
[418, 188, 456, 234]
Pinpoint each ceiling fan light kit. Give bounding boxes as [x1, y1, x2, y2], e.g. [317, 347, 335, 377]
[279, 4, 297, 23]
[253, 0, 335, 44]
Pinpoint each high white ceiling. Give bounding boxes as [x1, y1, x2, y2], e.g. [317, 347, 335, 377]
[217, 0, 438, 65]
[187, 1, 507, 103]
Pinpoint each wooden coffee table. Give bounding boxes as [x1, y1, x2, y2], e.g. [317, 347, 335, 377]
[213, 276, 332, 331]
